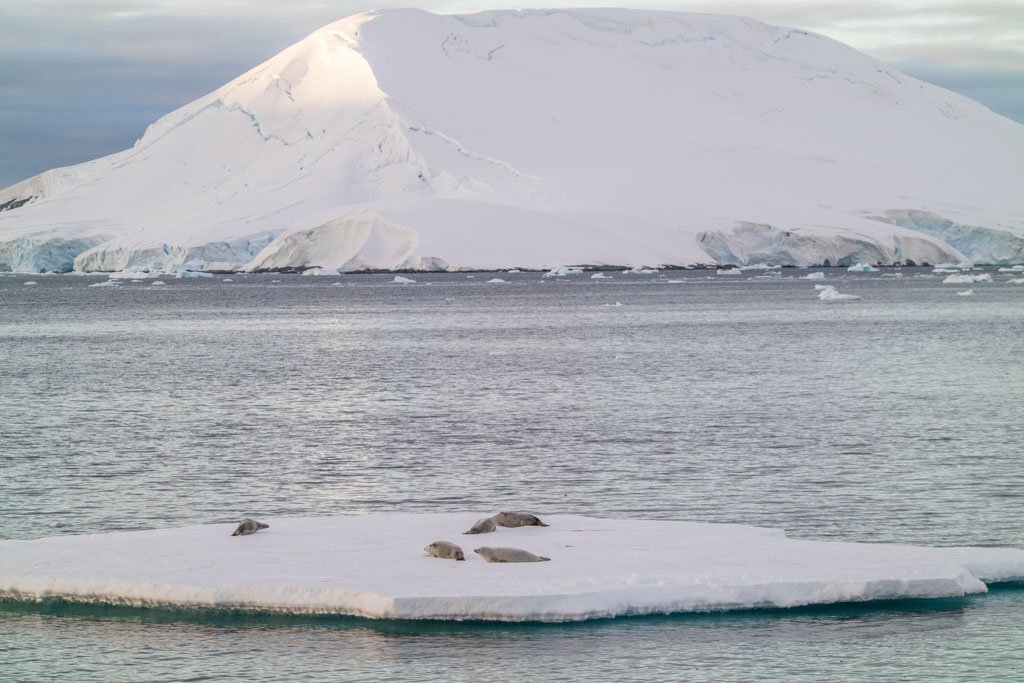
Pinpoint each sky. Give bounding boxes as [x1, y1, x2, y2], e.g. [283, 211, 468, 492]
[1, 0, 1022, 188]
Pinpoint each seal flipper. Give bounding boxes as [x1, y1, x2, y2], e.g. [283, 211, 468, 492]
[257, 522, 269, 530]
[231, 525, 243, 536]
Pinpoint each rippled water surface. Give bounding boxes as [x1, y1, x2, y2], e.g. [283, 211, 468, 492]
[1, 268, 1022, 681]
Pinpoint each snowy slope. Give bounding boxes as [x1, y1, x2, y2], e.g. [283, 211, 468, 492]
[1, 8, 1022, 272]
[2, 514, 1022, 621]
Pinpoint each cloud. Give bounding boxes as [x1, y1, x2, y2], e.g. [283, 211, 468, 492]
[1, 1, 1022, 187]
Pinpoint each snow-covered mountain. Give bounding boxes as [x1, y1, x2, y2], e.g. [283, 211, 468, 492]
[2, 7, 1022, 273]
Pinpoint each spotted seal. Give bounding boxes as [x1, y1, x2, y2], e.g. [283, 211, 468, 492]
[425, 541, 465, 560]
[463, 517, 497, 534]
[231, 517, 269, 536]
[474, 547, 550, 563]
[492, 512, 549, 528]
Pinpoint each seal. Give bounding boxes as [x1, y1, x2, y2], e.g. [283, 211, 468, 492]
[474, 546, 551, 563]
[492, 512, 549, 528]
[425, 541, 465, 561]
[231, 517, 269, 536]
[463, 517, 497, 534]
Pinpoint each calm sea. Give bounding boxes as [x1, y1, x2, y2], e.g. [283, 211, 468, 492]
[1, 268, 1022, 681]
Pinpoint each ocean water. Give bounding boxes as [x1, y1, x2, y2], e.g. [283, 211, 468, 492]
[1, 268, 1022, 681]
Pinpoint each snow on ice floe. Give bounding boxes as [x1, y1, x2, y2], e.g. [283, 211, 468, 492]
[0, 514, 1021, 622]
[943, 273, 992, 284]
[817, 285, 862, 302]
[846, 262, 878, 272]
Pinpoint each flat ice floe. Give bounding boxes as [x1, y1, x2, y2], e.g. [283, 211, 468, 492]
[1, 515, 1021, 622]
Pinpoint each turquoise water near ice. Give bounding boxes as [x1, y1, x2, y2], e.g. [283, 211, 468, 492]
[1, 268, 1022, 681]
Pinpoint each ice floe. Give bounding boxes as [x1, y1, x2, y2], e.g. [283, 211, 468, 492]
[0, 514, 1021, 622]
[801, 272, 826, 280]
[88, 280, 119, 288]
[623, 266, 659, 275]
[22, 281, 37, 286]
[957, 289, 974, 297]
[943, 273, 992, 284]
[392, 276, 416, 284]
[1008, 278, 1024, 285]
[716, 268, 743, 276]
[591, 273, 613, 279]
[486, 278, 507, 284]
[176, 271, 213, 279]
[817, 285, 862, 302]
[846, 262, 877, 272]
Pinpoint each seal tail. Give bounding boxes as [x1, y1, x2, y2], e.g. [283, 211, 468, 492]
[539, 556, 551, 561]
[537, 521, 549, 527]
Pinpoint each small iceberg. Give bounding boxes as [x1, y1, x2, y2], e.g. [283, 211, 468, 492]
[1, 514, 1021, 623]
[623, 265, 659, 274]
[716, 268, 742, 276]
[801, 272, 826, 280]
[88, 280, 120, 287]
[543, 266, 585, 277]
[817, 285, 862, 302]
[301, 267, 336, 276]
[1007, 278, 1024, 285]
[486, 278, 507, 284]
[602, 301, 624, 307]
[997, 265, 1024, 272]
[943, 273, 992, 284]
[590, 273, 613, 279]
[392, 276, 417, 284]
[739, 263, 777, 271]
[847, 262, 877, 272]
[176, 271, 213, 279]
[222, 278, 233, 282]
[150, 280, 166, 286]
[23, 281, 37, 286]
[957, 289, 974, 297]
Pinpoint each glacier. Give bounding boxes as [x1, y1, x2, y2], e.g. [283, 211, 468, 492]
[0, 8, 1022, 273]
[1, 514, 1021, 622]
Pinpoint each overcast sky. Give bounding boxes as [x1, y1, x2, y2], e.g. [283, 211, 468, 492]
[2, 0, 1022, 188]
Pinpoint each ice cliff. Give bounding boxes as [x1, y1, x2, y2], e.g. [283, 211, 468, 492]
[1, 8, 1021, 272]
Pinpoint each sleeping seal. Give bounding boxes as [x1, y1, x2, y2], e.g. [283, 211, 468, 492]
[492, 512, 549, 528]
[463, 517, 497, 534]
[425, 541, 465, 560]
[231, 517, 269, 536]
[474, 547, 550, 563]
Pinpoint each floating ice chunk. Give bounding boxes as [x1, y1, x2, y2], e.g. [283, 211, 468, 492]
[150, 280, 166, 286]
[544, 267, 585, 277]
[818, 286, 862, 302]
[302, 267, 335, 276]
[23, 281, 37, 286]
[814, 284, 833, 291]
[847, 262, 877, 272]
[486, 278, 507, 284]
[623, 265, 659, 274]
[998, 265, 1024, 272]
[222, 278, 233, 282]
[109, 269, 160, 279]
[716, 268, 742, 276]
[739, 263, 777, 270]
[466, 275, 475, 279]
[801, 272, 826, 280]
[957, 289, 974, 297]
[591, 273, 612, 279]
[88, 280, 119, 287]
[943, 273, 992, 284]
[603, 301, 624, 307]
[1007, 278, 1024, 285]
[506, 269, 521, 273]
[176, 271, 213, 279]
[392, 275, 416, 284]
[934, 262, 974, 270]
[271, 279, 281, 283]
[933, 268, 959, 274]
[0, 514, 1021, 622]
[880, 272, 903, 278]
